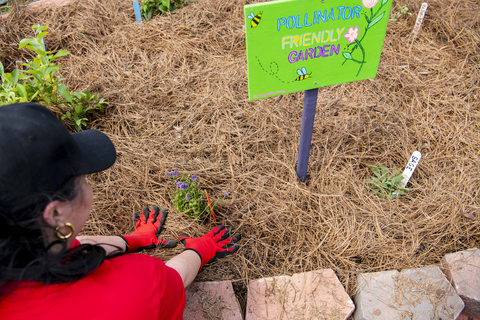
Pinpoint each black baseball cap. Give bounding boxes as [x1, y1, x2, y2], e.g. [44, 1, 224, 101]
[0, 103, 116, 211]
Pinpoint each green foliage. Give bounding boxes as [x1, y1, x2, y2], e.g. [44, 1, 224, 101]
[365, 165, 408, 199]
[389, 3, 412, 21]
[0, 0, 37, 14]
[1, 4, 9, 14]
[166, 171, 226, 220]
[140, 0, 194, 21]
[0, 25, 107, 131]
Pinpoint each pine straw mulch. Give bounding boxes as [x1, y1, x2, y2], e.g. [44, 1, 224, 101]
[1, 0, 479, 308]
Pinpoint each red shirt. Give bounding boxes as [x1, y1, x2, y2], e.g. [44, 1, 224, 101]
[0, 239, 186, 320]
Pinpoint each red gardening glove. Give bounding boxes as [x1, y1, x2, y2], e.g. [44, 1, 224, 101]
[179, 225, 240, 271]
[119, 206, 176, 253]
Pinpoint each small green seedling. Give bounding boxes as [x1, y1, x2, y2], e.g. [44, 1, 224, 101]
[1, 0, 9, 14]
[389, 3, 412, 22]
[140, 0, 194, 21]
[0, 0, 35, 14]
[365, 164, 408, 199]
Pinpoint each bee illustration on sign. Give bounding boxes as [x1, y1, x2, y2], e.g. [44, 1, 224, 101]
[248, 12, 262, 28]
[295, 67, 312, 81]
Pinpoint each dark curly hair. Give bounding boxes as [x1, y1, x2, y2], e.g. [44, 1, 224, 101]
[0, 176, 108, 295]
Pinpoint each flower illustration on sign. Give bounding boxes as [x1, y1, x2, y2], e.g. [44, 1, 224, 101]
[362, 0, 379, 9]
[342, 0, 389, 76]
[343, 27, 359, 43]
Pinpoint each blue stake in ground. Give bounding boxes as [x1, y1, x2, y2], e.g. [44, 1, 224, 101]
[296, 89, 318, 182]
[37, 24, 46, 50]
[133, 1, 142, 26]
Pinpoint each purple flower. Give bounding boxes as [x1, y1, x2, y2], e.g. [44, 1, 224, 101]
[180, 183, 189, 190]
[175, 181, 181, 188]
[190, 174, 198, 181]
[171, 170, 179, 175]
[185, 194, 190, 200]
[165, 171, 171, 176]
[224, 193, 229, 197]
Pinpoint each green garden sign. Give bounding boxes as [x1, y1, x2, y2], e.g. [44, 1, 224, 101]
[244, 0, 393, 101]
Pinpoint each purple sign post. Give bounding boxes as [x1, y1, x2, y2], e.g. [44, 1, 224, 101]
[296, 89, 318, 182]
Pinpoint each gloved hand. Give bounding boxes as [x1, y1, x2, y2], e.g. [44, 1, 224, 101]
[179, 225, 240, 271]
[118, 206, 176, 253]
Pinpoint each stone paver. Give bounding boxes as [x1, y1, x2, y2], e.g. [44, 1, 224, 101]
[28, 0, 72, 9]
[1, 0, 73, 18]
[354, 266, 464, 320]
[442, 248, 480, 318]
[457, 312, 480, 320]
[183, 281, 242, 320]
[245, 269, 355, 320]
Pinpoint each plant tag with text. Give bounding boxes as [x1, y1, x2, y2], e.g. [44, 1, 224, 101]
[410, 2, 428, 44]
[398, 151, 421, 188]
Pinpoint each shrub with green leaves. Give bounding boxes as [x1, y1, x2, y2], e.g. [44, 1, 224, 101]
[140, 0, 194, 21]
[0, 25, 107, 131]
[165, 170, 227, 220]
[365, 164, 408, 199]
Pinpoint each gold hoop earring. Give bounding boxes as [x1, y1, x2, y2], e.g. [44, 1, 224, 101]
[55, 222, 74, 239]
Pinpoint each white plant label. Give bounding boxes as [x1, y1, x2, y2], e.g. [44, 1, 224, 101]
[398, 151, 422, 188]
[410, 3, 428, 44]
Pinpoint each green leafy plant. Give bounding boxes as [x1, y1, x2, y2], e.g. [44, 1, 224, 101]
[1, 0, 9, 14]
[165, 170, 227, 220]
[0, 63, 27, 104]
[0, 0, 37, 14]
[0, 25, 107, 131]
[389, 3, 412, 22]
[365, 164, 408, 199]
[59, 89, 107, 131]
[140, 0, 194, 21]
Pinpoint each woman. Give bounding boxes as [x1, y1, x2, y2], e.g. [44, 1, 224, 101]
[0, 102, 240, 319]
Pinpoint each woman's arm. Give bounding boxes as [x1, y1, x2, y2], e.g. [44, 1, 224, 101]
[75, 207, 176, 256]
[165, 250, 202, 287]
[76, 235, 126, 256]
[78, 235, 202, 287]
